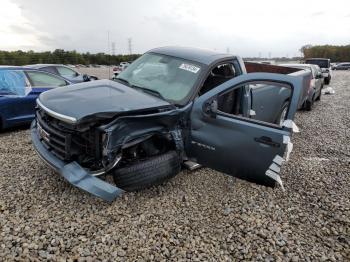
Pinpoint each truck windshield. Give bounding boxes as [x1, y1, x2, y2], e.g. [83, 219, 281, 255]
[116, 53, 201, 103]
[305, 59, 329, 68]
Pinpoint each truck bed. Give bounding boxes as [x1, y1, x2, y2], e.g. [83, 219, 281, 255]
[245, 62, 301, 75]
[244, 62, 312, 109]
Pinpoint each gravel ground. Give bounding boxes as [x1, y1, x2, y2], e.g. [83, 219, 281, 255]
[77, 67, 114, 80]
[0, 71, 349, 261]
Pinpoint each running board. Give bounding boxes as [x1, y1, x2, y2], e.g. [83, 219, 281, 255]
[183, 161, 202, 171]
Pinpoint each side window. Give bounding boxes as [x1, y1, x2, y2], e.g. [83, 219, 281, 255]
[42, 66, 59, 75]
[26, 71, 67, 87]
[217, 81, 292, 127]
[56, 66, 77, 77]
[0, 70, 31, 96]
[199, 63, 237, 95]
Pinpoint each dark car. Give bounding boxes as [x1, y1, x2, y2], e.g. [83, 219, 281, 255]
[26, 64, 98, 83]
[0, 67, 71, 130]
[305, 58, 332, 84]
[31, 46, 311, 201]
[333, 62, 350, 70]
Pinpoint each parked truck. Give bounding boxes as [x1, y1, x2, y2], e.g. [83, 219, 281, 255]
[305, 58, 332, 84]
[31, 46, 311, 201]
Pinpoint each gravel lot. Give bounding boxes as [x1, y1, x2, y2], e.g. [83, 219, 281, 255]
[0, 71, 349, 261]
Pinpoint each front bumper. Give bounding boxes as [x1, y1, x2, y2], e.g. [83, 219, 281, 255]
[31, 120, 124, 202]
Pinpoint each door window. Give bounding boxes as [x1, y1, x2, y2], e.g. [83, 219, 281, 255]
[0, 70, 31, 96]
[42, 66, 59, 75]
[56, 66, 78, 77]
[199, 63, 237, 95]
[217, 81, 292, 127]
[26, 71, 68, 87]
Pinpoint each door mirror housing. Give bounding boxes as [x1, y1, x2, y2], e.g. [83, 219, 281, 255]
[204, 99, 218, 118]
[82, 74, 90, 81]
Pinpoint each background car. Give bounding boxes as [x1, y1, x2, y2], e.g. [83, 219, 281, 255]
[112, 61, 132, 79]
[304, 58, 331, 84]
[279, 63, 323, 110]
[333, 62, 350, 70]
[0, 67, 71, 130]
[26, 64, 98, 83]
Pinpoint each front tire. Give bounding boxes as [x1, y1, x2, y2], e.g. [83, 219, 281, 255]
[305, 96, 314, 111]
[113, 151, 181, 192]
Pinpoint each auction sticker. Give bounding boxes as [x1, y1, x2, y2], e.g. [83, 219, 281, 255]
[179, 63, 200, 73]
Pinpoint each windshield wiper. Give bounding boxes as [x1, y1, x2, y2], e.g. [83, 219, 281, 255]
[115, 77, 131, 86]
[131, 85, 165, 100]
[115, 78, 165, 100]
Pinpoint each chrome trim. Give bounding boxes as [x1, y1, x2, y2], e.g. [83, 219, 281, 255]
[90, 155, 122, 177]
[36, 98, 77, 124]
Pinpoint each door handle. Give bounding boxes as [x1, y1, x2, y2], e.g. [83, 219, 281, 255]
[254, 136, 280, 148]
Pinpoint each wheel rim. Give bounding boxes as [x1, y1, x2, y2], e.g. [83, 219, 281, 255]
[279, 107, 288, 126]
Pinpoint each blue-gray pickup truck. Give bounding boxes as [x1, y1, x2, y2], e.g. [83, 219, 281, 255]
[31, 46, 311, 201]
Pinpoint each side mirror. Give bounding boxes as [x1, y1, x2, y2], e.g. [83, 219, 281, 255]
[204, 99, 218, 118]
[82, 74, 90, 82]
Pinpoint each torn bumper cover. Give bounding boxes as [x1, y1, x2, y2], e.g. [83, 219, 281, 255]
[30, 121, 124, 202]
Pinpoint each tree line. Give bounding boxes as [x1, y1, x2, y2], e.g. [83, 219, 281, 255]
[0, 49, 141, 66]
[1, 45, 349, 66]
[300, 44, 350, 62]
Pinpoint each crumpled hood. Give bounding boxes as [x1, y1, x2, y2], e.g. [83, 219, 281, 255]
[38, 79, 171, 124]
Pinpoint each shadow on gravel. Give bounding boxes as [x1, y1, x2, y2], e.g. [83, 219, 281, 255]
[0, 124, 30, 136]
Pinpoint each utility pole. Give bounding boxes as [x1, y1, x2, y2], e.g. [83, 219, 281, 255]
[111, 42, 116, 56]
[107, 31, 111, 78]
[128, 38, 132, 55]
[226, 47, 230, 54]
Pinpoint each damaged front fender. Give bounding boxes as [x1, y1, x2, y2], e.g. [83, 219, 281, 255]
[31, 121, 124, 202]
[100, 103, 192, 155]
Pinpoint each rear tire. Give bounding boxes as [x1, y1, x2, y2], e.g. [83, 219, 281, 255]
[315, 87, 322, 101]
[276, 101, 289, 126]
[305, 96, 314, 111]
[113, 151, 181, 192]
[324, 77, 330, 85]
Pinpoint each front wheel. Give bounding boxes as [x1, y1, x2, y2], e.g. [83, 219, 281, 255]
[113, 151, 181, 192]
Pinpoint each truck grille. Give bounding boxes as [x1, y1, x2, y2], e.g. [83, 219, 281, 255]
[36, 109, 102, 169]
[36, 110, 72, 160]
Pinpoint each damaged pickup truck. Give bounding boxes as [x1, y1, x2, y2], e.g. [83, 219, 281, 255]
[31, 46, 310, 201]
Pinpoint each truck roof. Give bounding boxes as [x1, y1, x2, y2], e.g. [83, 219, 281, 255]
[148, 46, 235, 65]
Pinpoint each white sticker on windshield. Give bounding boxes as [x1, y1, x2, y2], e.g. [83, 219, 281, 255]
[179, 63, 200, 73]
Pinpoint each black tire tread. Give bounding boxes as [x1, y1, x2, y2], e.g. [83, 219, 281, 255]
[113, 151, 180, 192]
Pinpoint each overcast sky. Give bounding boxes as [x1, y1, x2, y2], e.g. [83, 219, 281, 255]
[0, 0, 349, 57]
